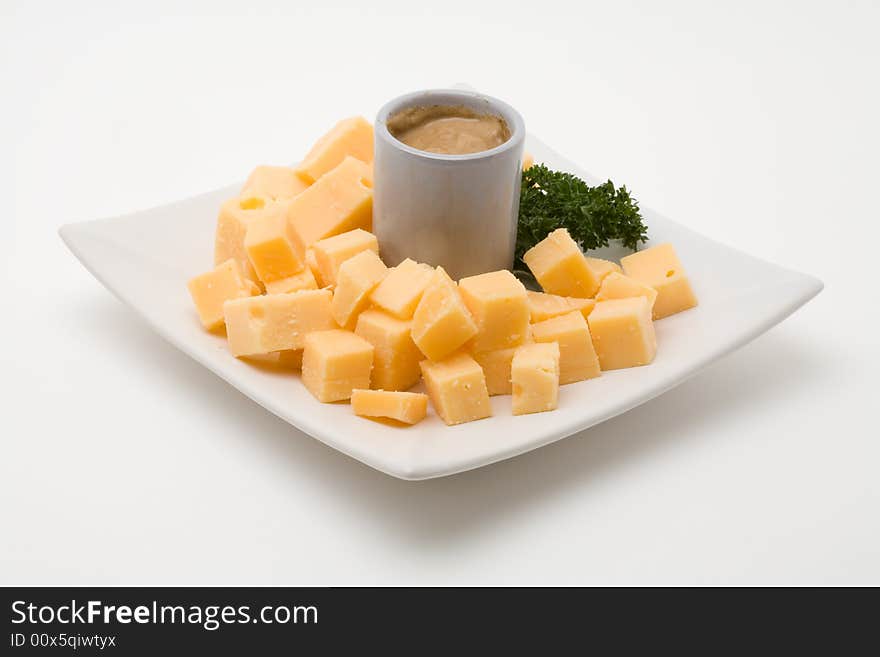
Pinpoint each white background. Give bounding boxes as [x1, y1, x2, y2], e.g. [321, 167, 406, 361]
[3, 0, 878, 585]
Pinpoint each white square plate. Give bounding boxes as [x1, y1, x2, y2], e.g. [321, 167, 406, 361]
[60, 135, 822, 480]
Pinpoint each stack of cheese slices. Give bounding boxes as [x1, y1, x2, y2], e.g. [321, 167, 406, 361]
[188, 117, 698, 427]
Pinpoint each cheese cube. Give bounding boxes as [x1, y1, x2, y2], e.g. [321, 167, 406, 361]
[295, 116, 374, 184]
[277, 349, 304, 370]
[187, 259, 259, 330]
[620, 243, 698, 319]
[351, 389, 428, 425]
[215, 196, 275, 283]
[263, 267, 318, 295]
[420, 353, 492, 426]
[522, 228, 601, 298]
[241, 349, 304, 371]
[355, 309, 422, 391]
[527, 291, 595, 324]
[244, 201, 304, 284]
[511, 342, 560, 415]
[302, 329, 374, 402]
[287, 156, 373, 249]
[305, 249, 326, 288]
[223, 289, 335, 357]
[596, 272, 658, 310]
[588, 297, 657, 370]
[585, 256, 622, 283]
[530, 311, 601, 384]
[370, 258, 434, 319]
[241, 165, 309, 200]
[411, 267, 478, 361]
[331, 250, 388, 329]
[311, 229, 379, 287]
[472, 346, 517, 396]
[471, 326, 532, 396]
[458, 270, 529, 352]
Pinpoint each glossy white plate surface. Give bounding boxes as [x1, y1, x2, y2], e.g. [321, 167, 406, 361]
[60, 135, 822, 480]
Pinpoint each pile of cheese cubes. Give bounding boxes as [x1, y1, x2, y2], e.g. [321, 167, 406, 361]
[188, 117, 698, 427]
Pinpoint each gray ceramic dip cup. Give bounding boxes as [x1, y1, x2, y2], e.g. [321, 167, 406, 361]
[373, 89, 525, 280]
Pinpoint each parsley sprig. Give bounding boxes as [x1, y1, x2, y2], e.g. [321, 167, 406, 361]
[515, 164, 649, 276]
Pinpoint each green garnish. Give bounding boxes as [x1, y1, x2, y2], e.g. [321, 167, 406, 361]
[515, 164, 649, 277]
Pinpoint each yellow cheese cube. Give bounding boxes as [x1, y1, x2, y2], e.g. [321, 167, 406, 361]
[277, 349, 304, 370]
[370, 258, 434, 320]
[471, 326, 533, 396]
[511, 342, 560, 415]
[287, 156, 373, 249]
[305, 249, 326, 288]
[241, 349, 304, 370]
[244, 201, 305, 284]
[585, 256, 622, 283]
[458, 270, 529, 352]
[522, 152, 534, 170]
[355, 309, 422, 391]
[311, 228, 379, 287]
[331, 250, 388, 329]
[472, 346, 517, 396]
[522, 228, 601, 298]
[411, 267, 478, 361]
[302, 329, 374, 403]
[214, 196, 276, 283]
[241, 165, 309, 200]
[588, 297, 657, 370]
[187, 259, 260, 331]
[295, 116, 374, 184]
[526, 291, 595, 323]
[223, 289, 335, 357]
[420, 352, 492, 426]
[620, 243, 698, 319]
[263, 267, 318, 295]
[596, 272, 658, 310]
[530, 311, 601, 384]
[351, 389, 428, 425]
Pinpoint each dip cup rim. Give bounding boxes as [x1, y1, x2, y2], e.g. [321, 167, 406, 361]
[376, 88, 525, 162]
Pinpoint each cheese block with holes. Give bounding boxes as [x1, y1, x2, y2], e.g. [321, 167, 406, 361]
[223, 289, 335, 357]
